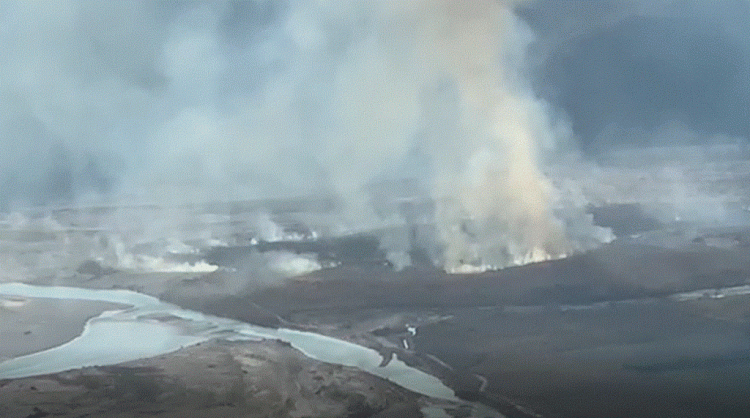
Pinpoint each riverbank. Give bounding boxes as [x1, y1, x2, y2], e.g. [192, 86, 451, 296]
[0, 282, 473, 417]
[0, 339, 435, 418]
[3, 208, 750, 416]
[0, 296, 125, 361]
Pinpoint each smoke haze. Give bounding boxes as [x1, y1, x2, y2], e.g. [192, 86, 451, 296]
[1, 1, 748, 270]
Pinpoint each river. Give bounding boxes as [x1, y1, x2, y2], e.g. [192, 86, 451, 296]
[0, 282, 457, 402]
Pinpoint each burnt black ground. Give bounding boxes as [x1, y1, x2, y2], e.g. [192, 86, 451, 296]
[161, 218, 750, 417]
[7, 201, 750, 417]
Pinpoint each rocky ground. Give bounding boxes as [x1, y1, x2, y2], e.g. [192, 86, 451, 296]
[0, 339, 436, 418]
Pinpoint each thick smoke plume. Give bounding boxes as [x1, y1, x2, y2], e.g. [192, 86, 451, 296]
[1, 1, 613, 271]
[390, 1, 572, 269]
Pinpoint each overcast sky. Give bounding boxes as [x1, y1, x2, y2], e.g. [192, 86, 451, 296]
[519, 0, 750, 152]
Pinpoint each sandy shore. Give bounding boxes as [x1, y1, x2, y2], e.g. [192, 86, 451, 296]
[0, 296, 126, 361]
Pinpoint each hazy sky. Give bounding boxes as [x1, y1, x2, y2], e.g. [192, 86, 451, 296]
[1, 0, 748, 210]
[519, 0, 750, 152]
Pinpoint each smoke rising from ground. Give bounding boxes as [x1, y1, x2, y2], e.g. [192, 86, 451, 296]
[393, 1, 573, 268]
[1, 0, 589, 271]
[4, 1, 745, 270]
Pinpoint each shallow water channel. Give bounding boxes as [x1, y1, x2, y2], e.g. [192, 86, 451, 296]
[0, 282, 457, 403]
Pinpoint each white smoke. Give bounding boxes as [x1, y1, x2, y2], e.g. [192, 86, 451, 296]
[1, 1, 613, 272]
[364, 1, 596, 270]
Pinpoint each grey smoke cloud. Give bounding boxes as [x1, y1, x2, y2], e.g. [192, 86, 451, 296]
[2, 0, 746, 269]
[519, 0, 750, 152]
